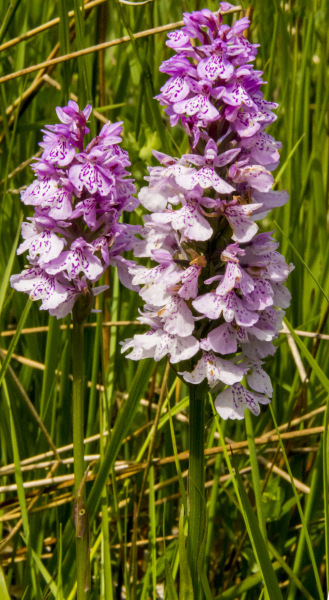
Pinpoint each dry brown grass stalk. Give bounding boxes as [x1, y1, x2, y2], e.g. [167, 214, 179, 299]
[0, 426, 322, 495]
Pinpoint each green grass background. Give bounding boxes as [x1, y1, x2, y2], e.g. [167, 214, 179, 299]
[0, 0, 329, 598]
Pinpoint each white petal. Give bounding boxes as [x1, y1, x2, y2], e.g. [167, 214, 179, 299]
[247, 364, 273, 397]
[215, 383, 270, 420]
[161, 297, 195, 337]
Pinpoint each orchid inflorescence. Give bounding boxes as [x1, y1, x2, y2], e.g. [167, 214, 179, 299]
[11, 5, 292, 421]
[10, 101, 138, 319]
[121, 5, 293, 420]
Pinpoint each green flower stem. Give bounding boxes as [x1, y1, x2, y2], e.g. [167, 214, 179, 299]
[188, 384, 206, 600]
[72, 306, 87, 600]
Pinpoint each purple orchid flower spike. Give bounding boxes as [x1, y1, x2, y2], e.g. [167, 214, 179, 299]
[11, 102, 139, 319]
[121, 7, 293, 421]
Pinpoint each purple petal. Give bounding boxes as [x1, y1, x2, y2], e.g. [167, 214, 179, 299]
[272, 282, 291, 309]
[174, 95, 219, 122]
[166, 29, 191, 49]
[45, 240, 103, 281]
[10, 267, 69, 312]
[231, 165, 273, 192]
[159, 76, 191, 102]
[21, 177, 59, 207]
[244, 279, 274, 310]
[222, 82, 257, 109]
[18, 223, 65, 266]
[178, 264, 201, 300]
[207, 322, 238, 354]
[171, 202, 213, 241]
[69, 162, 113, 196]
[197, 55, 234, 82]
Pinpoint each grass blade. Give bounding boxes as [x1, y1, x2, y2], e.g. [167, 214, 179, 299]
[0, 213, 22, 316]
[178, 505, 193, 600]
[87, 358, 154, 521]
[164, 557, 179, 600]
[0, 565, 11, 600]
[270, 406, 324, 600]
[0, 298, 32, 388]
[213, 409, 283, 600]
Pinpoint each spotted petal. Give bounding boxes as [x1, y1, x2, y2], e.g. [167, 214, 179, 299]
[224, 203, 261, 243]
[244, 279, 274, 310]
[154, 331, 199, 363]
[21, 177, 59, 207]
[45, 238, 103, 281]
[215, 382, 270, 420]
[177, 166, 234, 194]
[207, 322, 239, 354]
[231, 165, 274, 192]
[159, 76, 191, 102]
[247, 363, 273, 397]
[178, 264, 201, 300]
[193, 291, 259, 327]
[163, 202, 213, 241]
[197, 54, 234, 82]
[160, 296, 195, 337]
[166, 29, 190, 49]
[234, 111, 261, 138]
[222, 82, 257, 109]
[46, 188, 73, 219]
[10, 267, 69, 312]
[41, 134, 76, 167]
[179, 351, 244, 386]
[17, 223, 65, 266]
[174, 95, 219, 121]
[69, 162, 114, 196]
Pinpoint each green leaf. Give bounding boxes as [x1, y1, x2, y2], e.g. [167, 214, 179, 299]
[149, 465, 157, 600]
[0, 564, 11, 600]
[164, 558, 179, 600]
[274, 223, 329, 303]
[268, 541, 315, 600]
[214, 565, 281, 600]
[324, 398, 329, 590]
[2, 376, 30, 542]
[178, 505, 194, 600]
[233, 463, 284, 600]
[214, 413, 283, 600]
[201, 572, 214, 600]
[270, 407, 325, 600]
[0, 0, 23, 44]
[0, 213, 22, 316]
[87, 358, 154, 521]
[39, 316, 61, 423]
[0, 298, 32, 388]
[31, 548, 58, 597]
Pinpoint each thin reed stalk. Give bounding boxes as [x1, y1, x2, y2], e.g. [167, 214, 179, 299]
[72, 304, 88, 600]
